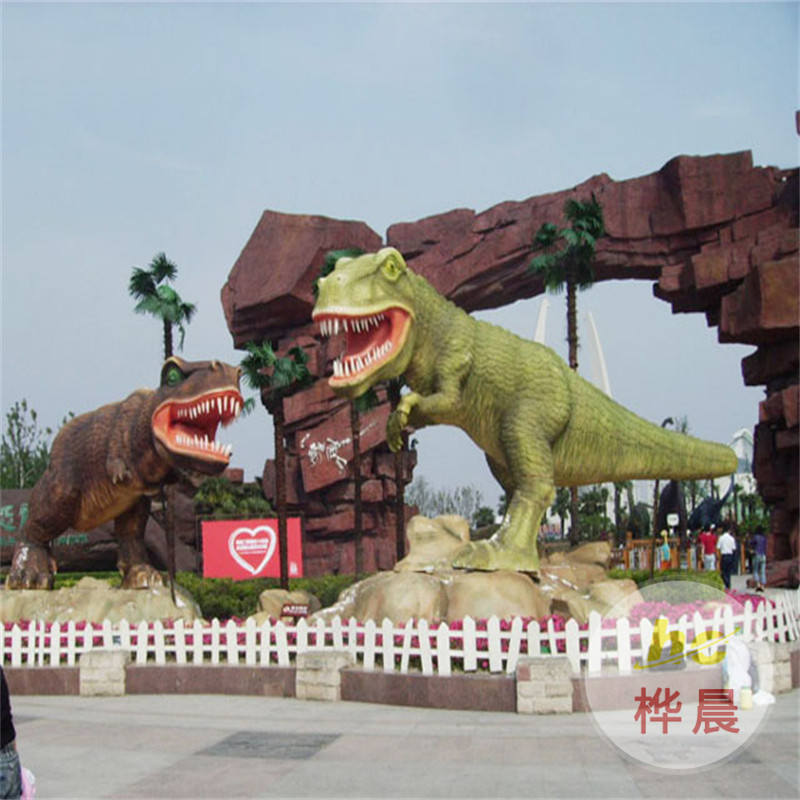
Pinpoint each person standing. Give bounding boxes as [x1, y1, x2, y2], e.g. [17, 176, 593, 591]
[699, 526, 717, 571]
[751, 527, 768, 592]
[0, 666, 21, 800]
[659, 531, 672, 571]
[718, 526, 737, 590]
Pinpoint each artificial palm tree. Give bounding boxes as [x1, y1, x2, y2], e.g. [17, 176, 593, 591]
[613, 481, 632, 546]
[387, 378, 409, 561]
[351, 388, 380, 574]
[129, 252, 197, 359]
[241, 340, 312, 590]
[529, 194, 605, 546]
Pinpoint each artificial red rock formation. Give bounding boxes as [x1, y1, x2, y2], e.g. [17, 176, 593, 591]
[222, 151, 798, 579]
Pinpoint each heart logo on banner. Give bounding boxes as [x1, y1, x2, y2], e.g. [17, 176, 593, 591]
[228, 525, 277, 576]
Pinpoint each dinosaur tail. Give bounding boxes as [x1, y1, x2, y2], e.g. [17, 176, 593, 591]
[554, 375, 738, 486]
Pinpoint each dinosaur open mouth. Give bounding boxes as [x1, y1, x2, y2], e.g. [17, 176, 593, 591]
[152, 389, 243, 465]
[314, 307, 410, 385]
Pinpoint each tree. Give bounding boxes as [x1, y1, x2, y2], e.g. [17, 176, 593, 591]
[613, 481, 632, 542]
[405, 477, 484, 521]
[651, 416, 674, 579]
[578, 485, 611, 540]
[1, 400, 53, 489]
[473, 506, 496, 529]
[551, 487, 572, 540]
[240, 340, 312, 590]
[387, 378, 409, 561]
[129, 252, 197, 360]
[194, 476, 274, 520]
[529, 194, 605, 546]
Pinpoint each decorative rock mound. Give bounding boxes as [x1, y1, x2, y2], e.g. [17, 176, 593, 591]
[309, 515, 644, 625]
[0, 577, 201, 625]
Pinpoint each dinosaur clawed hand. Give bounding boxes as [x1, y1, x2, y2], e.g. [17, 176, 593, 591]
[386, 407, 408, 453]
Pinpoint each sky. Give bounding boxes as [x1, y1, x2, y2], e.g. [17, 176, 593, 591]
[1, 2, 797, 512]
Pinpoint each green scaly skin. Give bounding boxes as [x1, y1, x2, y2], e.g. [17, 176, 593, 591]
[5, 357, 243, 590]
[313, 248, 738, 575]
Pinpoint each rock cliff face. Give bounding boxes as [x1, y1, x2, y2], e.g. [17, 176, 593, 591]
[222, 151, 798, 575]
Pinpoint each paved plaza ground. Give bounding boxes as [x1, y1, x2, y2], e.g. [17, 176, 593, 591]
[11, 687, 798, 799]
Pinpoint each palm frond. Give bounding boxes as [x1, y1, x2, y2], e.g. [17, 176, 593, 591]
[128, 267, 157, 299]
[353, 387, 380, 414]
[532, 222, 559, 249]
[149, 252, 178, 283]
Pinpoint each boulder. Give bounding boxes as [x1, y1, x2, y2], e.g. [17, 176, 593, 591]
[250, 588, 322, 623]
[0, 577, 201, 625]
[313, 571, 448, 624]
[445, 571, 551, 622]
[394, 514, 470, 572]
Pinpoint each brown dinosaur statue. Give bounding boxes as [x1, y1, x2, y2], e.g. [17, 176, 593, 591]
[5, 357, 243, 590]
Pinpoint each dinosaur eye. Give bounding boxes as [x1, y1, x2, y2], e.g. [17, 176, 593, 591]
[381, 255, 404, 281]
[163, 366, 184, 387]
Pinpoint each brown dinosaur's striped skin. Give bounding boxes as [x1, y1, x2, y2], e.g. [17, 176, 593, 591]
[6, 358, 242, 590]
[314, 248, 737, 573]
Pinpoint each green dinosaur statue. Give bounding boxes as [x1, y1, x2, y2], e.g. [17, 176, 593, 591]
[6, 357, 243, 590]
[312, 247, 738, 574]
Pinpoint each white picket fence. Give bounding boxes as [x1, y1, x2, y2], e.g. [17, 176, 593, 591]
[2, 593, 797, 677]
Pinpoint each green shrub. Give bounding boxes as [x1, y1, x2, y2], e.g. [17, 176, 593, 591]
[54, 571, 121, 589]
[174, 572, 365, 620]
[607, 568, 724, 593]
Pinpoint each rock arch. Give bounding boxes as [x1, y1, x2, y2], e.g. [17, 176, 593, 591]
[222, 151, 798, 577]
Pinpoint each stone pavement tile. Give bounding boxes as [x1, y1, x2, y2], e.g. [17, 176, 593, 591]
[466, 735, 611, 767]
[17, 716, 226, 756]
[110, 754, 296, 799]
[260, 759, 457, 798]
[771, 763, 800, 791]
[625, 760, 799, 800]
[708, 763, 799, 799]
[199, 730, 339, 760]
[16, 744, 178, 799]
[311, 733, 410, 762]
[541, 770, 642, 800]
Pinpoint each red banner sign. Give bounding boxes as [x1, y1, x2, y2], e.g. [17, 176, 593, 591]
[201, 518, 303, 580]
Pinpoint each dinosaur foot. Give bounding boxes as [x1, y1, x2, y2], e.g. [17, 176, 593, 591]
[452, 539, 540, 576]
[120, 564, 165, 590]
[5, 542, 57, 590]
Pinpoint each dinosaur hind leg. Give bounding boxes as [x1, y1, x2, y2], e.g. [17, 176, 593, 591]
[5, 478, 77, 590]
[486, 454, 516, 498]
[5, 522, 59, 590]
[116, 497, 164, 589]
[453, 435, 554, 574]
